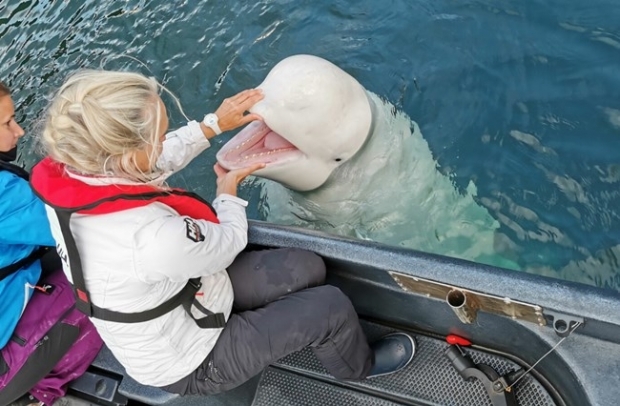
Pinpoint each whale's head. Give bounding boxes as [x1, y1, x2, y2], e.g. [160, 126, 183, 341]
[216, 54, 373, 191]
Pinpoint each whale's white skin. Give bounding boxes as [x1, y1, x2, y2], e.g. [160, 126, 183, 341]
[256, 93, 518, 268]
[217, 55, 517, 269]
[216, 54, 372, 192]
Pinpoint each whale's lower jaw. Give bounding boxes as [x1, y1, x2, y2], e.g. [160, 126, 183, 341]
[254, 158, 334, 192]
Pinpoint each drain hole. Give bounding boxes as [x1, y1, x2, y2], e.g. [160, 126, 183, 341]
[554, 319, 568, 333]
[447, 290, 466, 308]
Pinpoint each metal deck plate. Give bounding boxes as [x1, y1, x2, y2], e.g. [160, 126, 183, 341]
[390, 271, 546, 326]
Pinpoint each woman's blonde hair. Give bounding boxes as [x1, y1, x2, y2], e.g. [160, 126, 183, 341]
[41, 70, 175, 182]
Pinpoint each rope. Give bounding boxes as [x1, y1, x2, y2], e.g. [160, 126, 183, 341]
[505, 321, 582, 392]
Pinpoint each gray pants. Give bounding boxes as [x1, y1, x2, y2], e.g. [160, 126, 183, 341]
[161, 248, 372, 395]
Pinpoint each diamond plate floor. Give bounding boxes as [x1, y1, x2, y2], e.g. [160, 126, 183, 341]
[252, 321, 558, 406]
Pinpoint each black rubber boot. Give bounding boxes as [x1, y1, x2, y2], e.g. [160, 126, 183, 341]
[366, 333, 416, 378]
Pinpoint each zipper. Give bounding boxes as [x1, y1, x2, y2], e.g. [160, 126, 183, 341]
[35, 335, 49, 348]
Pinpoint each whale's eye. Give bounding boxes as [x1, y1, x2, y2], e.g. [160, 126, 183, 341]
[335, 158, 342, 162]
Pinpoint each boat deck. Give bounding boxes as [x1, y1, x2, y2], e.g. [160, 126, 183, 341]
[72, 319, 557, 406]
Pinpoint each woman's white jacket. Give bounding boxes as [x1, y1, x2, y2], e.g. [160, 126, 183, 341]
[44, 121, 247, 386]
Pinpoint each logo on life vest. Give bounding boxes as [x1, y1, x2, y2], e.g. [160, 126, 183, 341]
[56, 243, 69, 267]
[184, 218, 205, 242]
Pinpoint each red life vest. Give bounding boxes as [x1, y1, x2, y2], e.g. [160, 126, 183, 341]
[30, 156, 219, 223]
[29, 157, 226, 329]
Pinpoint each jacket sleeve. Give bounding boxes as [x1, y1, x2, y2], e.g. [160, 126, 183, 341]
[134, 194, 249, 283]
[156, 121, 211, 174]
[0, 172, 55, 247]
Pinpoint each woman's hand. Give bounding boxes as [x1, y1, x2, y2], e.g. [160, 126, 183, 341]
[215, 89, 264, 133]
[214, 162, 265, 197]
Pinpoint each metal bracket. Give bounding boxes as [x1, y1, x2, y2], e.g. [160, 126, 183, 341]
[390, 271, 546, 326]
[543, 310, 584, 337]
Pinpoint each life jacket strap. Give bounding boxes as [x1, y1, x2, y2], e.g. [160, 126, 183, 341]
[0, 247, 49, 282]
[55, 209, 225, 328]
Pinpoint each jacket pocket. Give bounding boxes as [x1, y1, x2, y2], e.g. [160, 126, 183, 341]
[11, 272, 72, 348]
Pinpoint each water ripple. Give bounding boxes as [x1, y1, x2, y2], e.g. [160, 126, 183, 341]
[2, 0, 620, 291]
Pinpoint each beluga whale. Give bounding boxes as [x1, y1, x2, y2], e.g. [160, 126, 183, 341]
[217, 54, 519, 270]
[216, 54, 373, 192]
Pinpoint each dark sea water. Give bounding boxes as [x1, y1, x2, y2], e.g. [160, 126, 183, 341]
[2, 0, 620, 291]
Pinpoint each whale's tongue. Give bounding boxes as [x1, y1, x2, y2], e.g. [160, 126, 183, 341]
[265, 131, 295, 150]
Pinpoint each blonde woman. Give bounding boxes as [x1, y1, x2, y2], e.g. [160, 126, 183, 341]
[31, 70, 415, 395]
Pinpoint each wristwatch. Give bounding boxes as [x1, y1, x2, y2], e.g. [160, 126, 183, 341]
[203, 113, 222, 135]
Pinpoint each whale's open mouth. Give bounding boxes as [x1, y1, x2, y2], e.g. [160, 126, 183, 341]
[216, 121, 303, 170]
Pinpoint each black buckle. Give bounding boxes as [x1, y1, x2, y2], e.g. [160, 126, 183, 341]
[189, 278, 202, 290]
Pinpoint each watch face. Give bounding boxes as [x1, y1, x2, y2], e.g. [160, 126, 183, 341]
[206, 114, 217, 125]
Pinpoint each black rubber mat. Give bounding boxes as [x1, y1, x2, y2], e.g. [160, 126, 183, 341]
[253, 368, 402, 406]
[256, 321, 557, 406]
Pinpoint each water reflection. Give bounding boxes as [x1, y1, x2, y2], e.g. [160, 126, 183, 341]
[2, 0, 620, 291]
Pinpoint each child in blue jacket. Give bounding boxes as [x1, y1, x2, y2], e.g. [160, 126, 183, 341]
[0, 81, 102, 406]
[0, 81, 56, 348]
